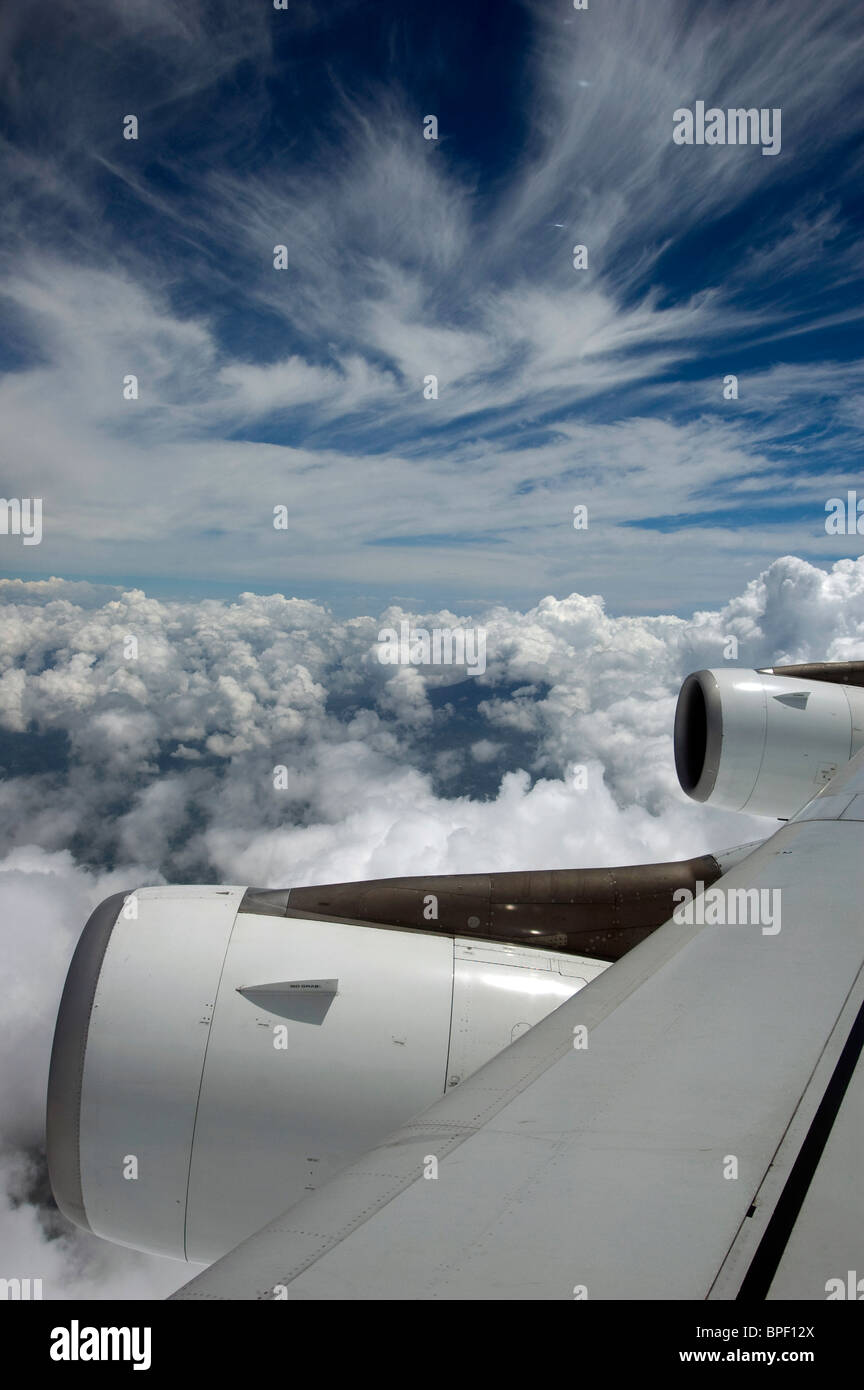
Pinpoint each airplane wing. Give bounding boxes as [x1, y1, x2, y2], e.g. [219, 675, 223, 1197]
[172, 746, 864, 1301]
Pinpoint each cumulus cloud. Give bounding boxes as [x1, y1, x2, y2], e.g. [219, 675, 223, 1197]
[2, 556, 864, 1296]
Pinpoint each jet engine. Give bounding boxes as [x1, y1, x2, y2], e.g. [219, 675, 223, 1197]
[674, 665, 864, 818]
[47, 853, 739, 1262]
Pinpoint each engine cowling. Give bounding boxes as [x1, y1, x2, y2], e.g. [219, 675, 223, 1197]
[47, 886, 606, 1263]
[674, 667, 864, 818]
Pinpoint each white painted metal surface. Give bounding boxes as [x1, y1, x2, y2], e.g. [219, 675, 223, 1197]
[72, 889, 605, 1261]
[173, 751, 864, 1301]
[686, 668, 864, 817]
[447, 940, 605, 1089]
[766, 1043, 864, 1300]
[185, 915, 454, 1262]
[78, 887, 245, 1259]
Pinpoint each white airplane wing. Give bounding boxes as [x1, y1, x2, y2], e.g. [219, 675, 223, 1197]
[172, 747, 864, 1301]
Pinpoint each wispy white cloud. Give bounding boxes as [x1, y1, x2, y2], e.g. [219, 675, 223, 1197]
[0, 1, 862, 607]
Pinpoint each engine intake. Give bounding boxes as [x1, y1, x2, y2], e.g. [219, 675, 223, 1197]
[674, 667, 864, 818]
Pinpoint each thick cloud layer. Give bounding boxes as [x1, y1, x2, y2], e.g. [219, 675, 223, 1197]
[2, 553, 864, 1297]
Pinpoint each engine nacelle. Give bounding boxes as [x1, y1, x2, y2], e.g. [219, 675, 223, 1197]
[47, 886, 606, 1263]
[674, 667, 864, 818]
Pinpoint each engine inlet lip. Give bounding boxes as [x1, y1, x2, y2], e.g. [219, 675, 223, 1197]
[46, 891, 128, 1234]
[674, 670, 723, 803]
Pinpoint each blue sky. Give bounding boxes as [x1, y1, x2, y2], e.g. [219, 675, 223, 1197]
[1, 0, 864, 614]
